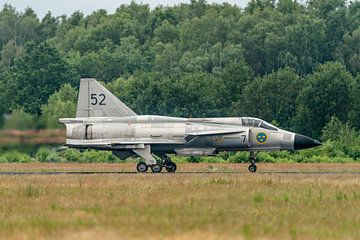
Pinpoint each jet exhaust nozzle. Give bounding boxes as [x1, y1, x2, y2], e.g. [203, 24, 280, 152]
[294, 134, 322, 150]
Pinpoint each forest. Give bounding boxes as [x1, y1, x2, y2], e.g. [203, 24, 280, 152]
[0, 0, 359, 163]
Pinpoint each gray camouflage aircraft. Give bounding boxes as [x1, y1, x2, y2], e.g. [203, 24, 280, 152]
[59, 78, 321, 173]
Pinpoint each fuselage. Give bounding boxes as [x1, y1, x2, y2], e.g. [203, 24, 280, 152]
[60, 115, 318, 157]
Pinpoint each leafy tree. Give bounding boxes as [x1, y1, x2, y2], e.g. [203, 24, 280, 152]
[41, 84, 77, 128]
[115, 2, 150, 41]
[347, 1, 360, 32]
[239, 8, 285, 75]
[336, 27, 360, 74]
[293, 62, 354, 138]
[321, 116, 360, 159]
[0, 39, 23, 69]
[66, 11, 85, 28]
[232, 67, 300, 128]
[18, 8, 39, 43]
[277, 0, 304, 14]
[179, 11, 230, 52]
[78, 37, 146, 82]
[153, 20, 179, 43]
[38, 12, 59, 41]
[89, 14, 134, 46]
[0, 5, 39, 48]
[348, 74, 360, 129]
[307, 0, 345, 18]
[153, 42, 181, 75]
[3, 109, 36, 130]
[85, 9, 107, 28]
[321, 117, 340, 141]
[307, 0, 348, 61]
[220, 61, 253, 114]
[0, 0, 359, 144]
[172, 72, 223, 117]
[107, 73, 171, 115]
[109, 72, 222, 117]
[11, 42, 78, 115]
[0, 4, 20, 48]
[145, 6, 178, 40]
[245, 0, 275, 14]
[283, 16, 327, 74]
[0, 71, 12, 125]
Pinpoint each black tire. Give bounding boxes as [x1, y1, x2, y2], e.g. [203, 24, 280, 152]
[248, 164, 257, 173]
[137, 162, 148, 173]
[151, 164, 163, 173]
[166, 162, 177, 173]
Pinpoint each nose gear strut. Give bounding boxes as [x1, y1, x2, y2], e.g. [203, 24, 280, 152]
[248, 152, 258, 173]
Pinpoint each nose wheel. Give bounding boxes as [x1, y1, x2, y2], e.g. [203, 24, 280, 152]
[248, 152, 258, 173]
[248, 164, 257, 173]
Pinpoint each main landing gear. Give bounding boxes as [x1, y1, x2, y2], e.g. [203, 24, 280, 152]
[248, 152, 258, 173]
[136, 162, 148, 173]
[136, 155, 177, 173]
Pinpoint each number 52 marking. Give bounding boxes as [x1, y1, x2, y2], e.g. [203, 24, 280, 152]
[91, 94, 106, 106]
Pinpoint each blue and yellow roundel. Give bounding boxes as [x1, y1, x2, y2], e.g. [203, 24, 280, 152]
[256, 132, 268, 144]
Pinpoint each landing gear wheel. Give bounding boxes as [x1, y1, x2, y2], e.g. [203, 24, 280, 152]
[165, 162, 177, 173]
[151, 164, 163, 173]
[137, 162, 148, 173]
[248, 164, 257, 173]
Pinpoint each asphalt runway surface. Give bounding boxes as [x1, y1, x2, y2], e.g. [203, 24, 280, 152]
[1, 171, 360, 175]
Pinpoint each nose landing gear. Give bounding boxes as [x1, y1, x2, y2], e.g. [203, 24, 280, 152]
[248, 152, 258, 173]
[248, 163, 257, 173]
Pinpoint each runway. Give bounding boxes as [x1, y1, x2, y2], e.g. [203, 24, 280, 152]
[1, 171, 360, 175]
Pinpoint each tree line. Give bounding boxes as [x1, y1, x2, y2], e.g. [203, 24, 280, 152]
[0, 0, 359, 141]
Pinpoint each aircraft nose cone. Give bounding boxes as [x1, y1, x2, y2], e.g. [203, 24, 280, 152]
[294, 134, 322, 150]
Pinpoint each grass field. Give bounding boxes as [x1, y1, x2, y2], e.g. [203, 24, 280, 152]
[1, 163, 360, 173]
[0, 163, 359, 239]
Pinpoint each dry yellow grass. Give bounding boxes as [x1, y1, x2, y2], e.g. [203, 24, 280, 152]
[0, 163, 359, 240]
[0, 163, 360, 173]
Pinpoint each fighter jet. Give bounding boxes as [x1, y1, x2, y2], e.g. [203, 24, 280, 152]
[59, 78, 321, 173]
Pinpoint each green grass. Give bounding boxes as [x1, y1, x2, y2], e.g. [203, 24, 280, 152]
[0, 169, 359, 239]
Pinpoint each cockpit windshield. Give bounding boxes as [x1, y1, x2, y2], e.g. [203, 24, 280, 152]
[241, 118, 278, 131]
[260, 121, 278, 131]
[241, 118, 261, 127]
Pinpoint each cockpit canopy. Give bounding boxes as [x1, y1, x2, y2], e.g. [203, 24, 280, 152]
[241, 117, 279, 131]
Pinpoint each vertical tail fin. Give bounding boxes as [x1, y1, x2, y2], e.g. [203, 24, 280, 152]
[76, 78, 137, 118]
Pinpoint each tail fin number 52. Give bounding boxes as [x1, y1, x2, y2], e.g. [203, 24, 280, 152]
[91, 94, 106, 106]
